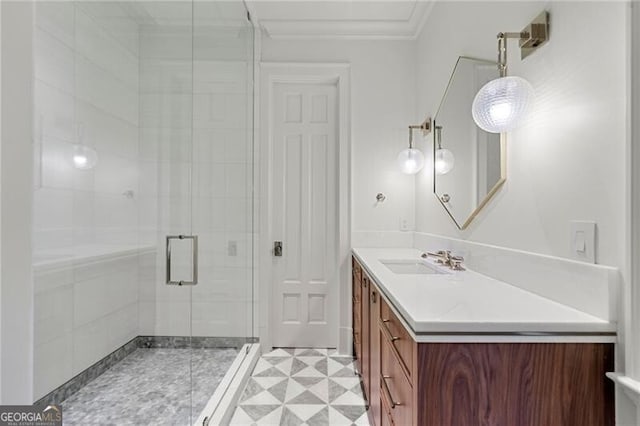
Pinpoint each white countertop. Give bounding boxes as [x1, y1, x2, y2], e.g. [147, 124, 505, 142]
[353, 248, 616, 341]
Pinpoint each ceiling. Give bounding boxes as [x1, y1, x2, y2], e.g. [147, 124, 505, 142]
[246, 1, 435, 39]
[84, 1, 434, 39]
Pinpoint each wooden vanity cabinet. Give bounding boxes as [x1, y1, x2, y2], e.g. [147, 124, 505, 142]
[352, 258, 362, 371]
[361, 275, 370, 398]
[352, 260, 382, 425]
[352, 255, 615, 426]
[369, 284, 381, 425]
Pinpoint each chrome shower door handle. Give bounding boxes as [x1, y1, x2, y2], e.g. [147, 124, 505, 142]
[166, 235, 198, 286]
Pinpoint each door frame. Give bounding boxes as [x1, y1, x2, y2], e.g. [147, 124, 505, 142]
[258, 62, 351, 353]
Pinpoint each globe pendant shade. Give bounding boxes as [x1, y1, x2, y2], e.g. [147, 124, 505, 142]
[472, 76, 534, 133]
[435, 148, 454, 175]
[397, 148, 425, 175]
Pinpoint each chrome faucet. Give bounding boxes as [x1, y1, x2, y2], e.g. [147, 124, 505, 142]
[421, 250, 465, 271]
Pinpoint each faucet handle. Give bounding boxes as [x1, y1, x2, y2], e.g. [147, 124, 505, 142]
[450, 259, 466, 271]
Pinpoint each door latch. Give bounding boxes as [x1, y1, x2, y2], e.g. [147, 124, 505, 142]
[274, 241, 283, 257]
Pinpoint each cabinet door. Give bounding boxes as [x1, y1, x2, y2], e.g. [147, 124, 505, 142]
[361, 275, 371, 399]
[352, 259, 362, 367]
[380, 335, 413, 426]
[381, 394, 394, 426]
[369, 284, 381, 426]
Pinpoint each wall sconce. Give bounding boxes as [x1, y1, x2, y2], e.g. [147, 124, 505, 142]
[72, 124, 98, 170]
[472, 11, 549, 133]
[397, 117, 431, 175]
[434, 126, 454, 175]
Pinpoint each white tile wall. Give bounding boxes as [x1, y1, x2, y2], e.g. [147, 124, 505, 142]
[32, 5, 255, 402]
[33, 250, 151, 400]
[139, 26, 254, 338]
[75, 3, 139, 56]
[32, 2, 145, 401]
[33, 1, 141, 251]
[34, 334, 73, 400]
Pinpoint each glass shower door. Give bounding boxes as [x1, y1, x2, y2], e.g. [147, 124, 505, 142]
[32, 1, 254, 423]
[143, 2, 255, 423]
[189, 2, 255, 422]
[138, 2, 197, 423]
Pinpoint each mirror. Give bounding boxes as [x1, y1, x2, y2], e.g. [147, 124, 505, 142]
[433, 56, 506, 230]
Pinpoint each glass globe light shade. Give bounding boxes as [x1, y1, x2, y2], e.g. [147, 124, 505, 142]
[435, 148, 455, 175]
[397, 148, 425, 175]
[472, 76, 534, 133]
[72, 144, 98, 170]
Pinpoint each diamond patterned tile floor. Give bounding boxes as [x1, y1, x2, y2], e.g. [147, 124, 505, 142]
[229, 348, 370, 426]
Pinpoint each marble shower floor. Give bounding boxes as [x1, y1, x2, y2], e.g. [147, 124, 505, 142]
[61, 347, 239, 425]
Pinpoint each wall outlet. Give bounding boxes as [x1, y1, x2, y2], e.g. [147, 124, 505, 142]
[400, 217, 410, 232]
[569, 221, 596, 263]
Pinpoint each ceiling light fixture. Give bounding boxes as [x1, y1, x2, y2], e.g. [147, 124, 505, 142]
[472, 11, 549, 134]
[397, 117, 431, 175]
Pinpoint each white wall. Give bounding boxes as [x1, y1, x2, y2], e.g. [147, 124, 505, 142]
[33, 2, 141, 252]
[1, 1, 34, 404]
[30, 2, 142, 402]
[414, 2, 630, 422]
[0, 0, 3, 403]
[33, 252, 144, 401]
[261, 35, 418, 242]
[415, 1, 627, 268]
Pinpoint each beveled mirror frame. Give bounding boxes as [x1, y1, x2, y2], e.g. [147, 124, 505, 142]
[433, 56, 507, 230]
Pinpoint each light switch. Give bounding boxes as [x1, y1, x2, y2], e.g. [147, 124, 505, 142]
[574, 231, 586, 253]
[569, 221, 596, 263]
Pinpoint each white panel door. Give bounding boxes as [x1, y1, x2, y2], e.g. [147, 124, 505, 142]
[271, 82, 338, 348]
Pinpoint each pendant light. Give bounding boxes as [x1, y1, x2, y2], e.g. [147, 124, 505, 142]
[434, 126, 454, 175]
[397, 117, 431, 175]
[472, 11, 549, 133]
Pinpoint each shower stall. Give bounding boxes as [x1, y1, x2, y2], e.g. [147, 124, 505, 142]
[31, 1, 255, 424]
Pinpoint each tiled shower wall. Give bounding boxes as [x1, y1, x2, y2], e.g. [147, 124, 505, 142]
[33, 2, 141, 251]
[138, 21, 254, 338]
[32, 2, 144, 401]
[32, 2, 255, 401]
[33, 250, 153, 401]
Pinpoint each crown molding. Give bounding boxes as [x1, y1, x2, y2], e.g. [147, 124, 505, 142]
[250, 1, 435, 40]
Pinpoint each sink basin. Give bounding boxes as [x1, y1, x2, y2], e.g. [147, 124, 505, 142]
[380, 259, 447, 275]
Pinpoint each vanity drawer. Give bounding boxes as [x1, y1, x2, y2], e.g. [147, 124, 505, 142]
[380, 296, 414, 380]
[380, 336, 413, 426]
[380, 387, 394, 426]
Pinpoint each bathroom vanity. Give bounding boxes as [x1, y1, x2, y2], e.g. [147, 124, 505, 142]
[352, 248, 615, 426]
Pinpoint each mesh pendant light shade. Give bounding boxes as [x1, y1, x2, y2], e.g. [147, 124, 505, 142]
[472, 76, 534, 133]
